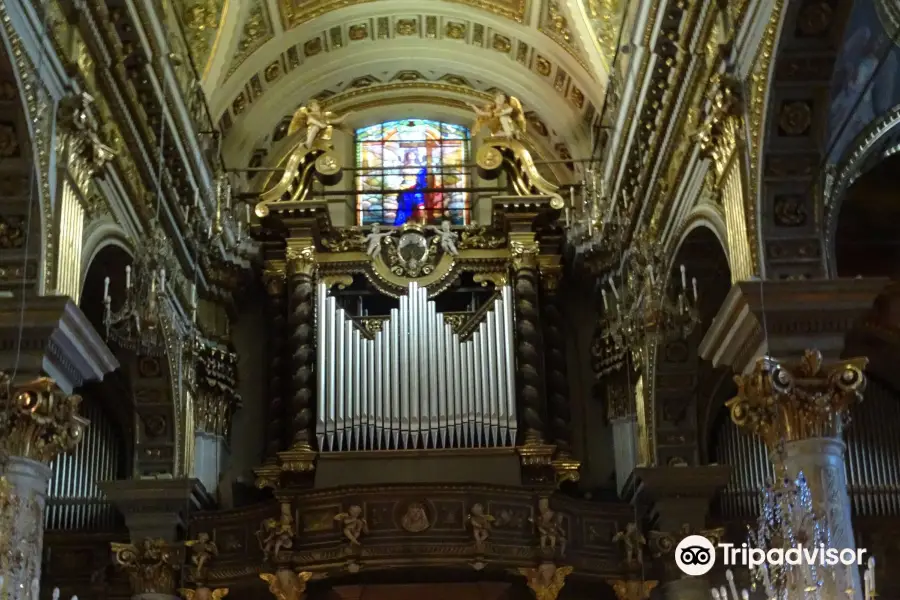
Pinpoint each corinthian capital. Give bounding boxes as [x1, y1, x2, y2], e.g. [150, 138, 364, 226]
[727, 349, 867, 447]
[0, 375, 88, 463]
[111, 538, 182, 595]
[286, 245, 317, 277]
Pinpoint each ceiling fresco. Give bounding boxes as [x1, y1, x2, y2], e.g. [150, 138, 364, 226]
[827, 0, 900, 163]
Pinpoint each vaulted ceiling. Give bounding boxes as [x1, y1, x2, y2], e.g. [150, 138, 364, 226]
[190, 0, 623, 171]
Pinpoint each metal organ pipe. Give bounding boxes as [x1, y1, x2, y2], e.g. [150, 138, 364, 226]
[316, 282, 518, 451]
[714, 377, 900, 518]
[45, 397, 122, 530]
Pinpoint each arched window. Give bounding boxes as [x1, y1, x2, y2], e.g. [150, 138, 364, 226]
[355, 119, 471, 226]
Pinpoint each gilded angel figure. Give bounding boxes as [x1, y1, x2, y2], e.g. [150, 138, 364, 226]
[334, 505, 368, 545]
[469, 92, 526, 140]
[287, 100, 348, 150]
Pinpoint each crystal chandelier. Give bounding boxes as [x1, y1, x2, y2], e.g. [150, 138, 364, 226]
[713, 469, 877, 600]
[598, 232, 699, 365]
[102, 222, 170, 357]
[184, 172, 251, 256]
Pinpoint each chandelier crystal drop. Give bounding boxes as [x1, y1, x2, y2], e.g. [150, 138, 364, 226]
[102, 222, 170, 357]
[713, 470, 877, 600]
[564, 165, 628, 259]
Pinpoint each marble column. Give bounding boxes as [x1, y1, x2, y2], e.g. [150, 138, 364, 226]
[0, 378, 89, 600]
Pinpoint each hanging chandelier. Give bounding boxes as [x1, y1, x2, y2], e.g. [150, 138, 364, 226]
[597, 232, 699, 365]
[713, 470, 877, 600]
[563, 165, 629, 262]
[184, 171, 251, 257]
[102, 221, 170, 357]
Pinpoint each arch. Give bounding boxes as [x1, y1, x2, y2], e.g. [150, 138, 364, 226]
[824, 102, 900, 272]
[80, 218, 134, 295]
[0, 42, 47, 294]
[752, 0, 860, 279]
[81, 244, 180, 477]
[653, 224, 732, 467]
[220, 39, 592, 168]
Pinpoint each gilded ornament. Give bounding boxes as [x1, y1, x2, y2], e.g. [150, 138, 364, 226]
[773, 195, 807, 227]
[476, 145, 503, 170]
[287, 101, 348, 150]
[518, 563, 573, 600]
[334, 505, 368, 545]
[286, 245, 317, 277]
[727, 349, 868, 447]
[257, 501, 295, 562]
[396, 19, 417, 36]
[608, 579, 658, 600]
[179, 587, 229, 600]
[0, 123, 18, 157]
[446, 22, 466, 39]
[468, 503, 495, 551]
[546, 1, 572, 42]
[321, 228, 367, 253]
[570, 87, 584, 109]
[184, 532, 218, 583]
[111, 539, 181, 595]
[0, 215, 25, 249]
[400, 502, 431, 532]
[536, 56, 552, 76]
[382, 229, 440, 278]
[0, 375, 88, 464]
[470, 93, 526, 140]
[227, 1, 272, 77]
[459, 226, 506, 250]
[259, 570, 313, 600]
[349, 24, 368, 40]
[443, 313, 467, 333]
[510, 240, 540, 270]
[531, 498, 567, 557]
[612, 522, 646, 567]
[303, 37, 322, 56]
[778, 100, 812, 136]
[264, 61, 282, 82]
[492, 34, 511, 53]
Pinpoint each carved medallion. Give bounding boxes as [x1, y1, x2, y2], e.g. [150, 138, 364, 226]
[400, 502, 431, 532]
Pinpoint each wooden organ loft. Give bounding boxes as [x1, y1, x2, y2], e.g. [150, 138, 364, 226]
[250, 131, 579, 489]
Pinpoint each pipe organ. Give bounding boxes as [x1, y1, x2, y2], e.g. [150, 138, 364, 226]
[715, 377, 900, 518]
[45, 397, 123, 530]
[316, 281, 517, 451]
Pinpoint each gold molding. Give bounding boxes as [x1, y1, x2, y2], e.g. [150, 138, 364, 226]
[278, 0, 528, 30]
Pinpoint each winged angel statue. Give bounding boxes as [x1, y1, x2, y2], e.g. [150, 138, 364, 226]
[470, 92, 527, 140]
[287, 100, 348, 150]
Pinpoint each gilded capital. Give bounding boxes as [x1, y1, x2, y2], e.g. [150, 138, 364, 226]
[510, 239, 540, 271]
[0, 375, 89, 463]
[286, 245, 317, 277]
[608, 579, 658, 600]
[727, 349, 867, 448]
[260, 569, 313, 600]
[518, 564, 573, 600]
[111, 538, 181, 595]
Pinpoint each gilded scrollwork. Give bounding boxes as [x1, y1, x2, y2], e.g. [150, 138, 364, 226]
[321, 228, 367, 253]
[727, 349, 868, 447]
[286, 245, 316, 277]
[0, 375, 88, 464]
[510, 240, 540, 271]
[517, 563, 573, 600]
[458, 226, 506, 250]
[259, 570, 313, 600]
[111, 538, 181, 595]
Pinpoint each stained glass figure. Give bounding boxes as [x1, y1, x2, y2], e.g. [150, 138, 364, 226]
[355, 119, 470, 226]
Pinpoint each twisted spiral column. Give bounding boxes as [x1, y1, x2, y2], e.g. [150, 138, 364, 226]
[264, 270, 288, 459]
[511, 240, 547, 445]
[286, 245, 317, 450]
[540, 267, 573, 457]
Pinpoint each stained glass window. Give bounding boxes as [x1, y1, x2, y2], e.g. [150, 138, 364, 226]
[355, 119, 470, 226]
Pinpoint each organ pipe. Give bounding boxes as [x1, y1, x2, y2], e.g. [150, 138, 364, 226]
[715, 378, 900, 518]
[316, 282, 518, 451]
[45, 398, 122, 531]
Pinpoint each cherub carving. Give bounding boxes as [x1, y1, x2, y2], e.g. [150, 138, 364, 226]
[469, 92, 526, 140]
[178, 587, 228, 600]
[334, 505, 368, 545]
[531, 498, 567, 557]
[518, 563, 574, 600]
[185, 532, 218, 581]
[257, 502, 295, 562]
[287, 100, 348, 150]
[259, 570, 313, 600]
[468, 503, 495, 551]
[426, 220, 459, 256]
[365, 223, 392, 258]
[613, 522, 647, 566]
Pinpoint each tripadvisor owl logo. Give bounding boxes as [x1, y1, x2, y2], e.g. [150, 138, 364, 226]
[675, 535, 716, 576]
